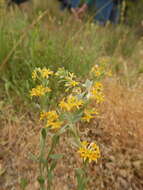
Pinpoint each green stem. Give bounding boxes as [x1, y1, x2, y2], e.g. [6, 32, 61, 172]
[69, 123, 81, 146]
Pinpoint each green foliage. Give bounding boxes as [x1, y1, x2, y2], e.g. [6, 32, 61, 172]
[0, 0, 143, 110]
[20, 178, 29, 190]
[126, 0, 143, 26]
[76, 168, 88, 190]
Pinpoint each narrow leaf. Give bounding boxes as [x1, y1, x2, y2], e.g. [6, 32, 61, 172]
[49, 154, 63, 160]
[37, 176, 45, 185]
[41, 128, 47, 140]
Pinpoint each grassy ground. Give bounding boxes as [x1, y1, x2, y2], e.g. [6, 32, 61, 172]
[0, 0, 143, 189]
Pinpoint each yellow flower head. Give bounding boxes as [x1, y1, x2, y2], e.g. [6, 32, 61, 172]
[40, 110, 63, 130]
[93, 82, 103, 91]
[91, 65, 103, 77]
[59, 95, 84, 112]
[46, 120, 63, 130]
[82, 109, 99, 122]
[30, 85, 51, 97]
[32, 70, 37, 80]
[90, 83, 104, 103]
[32, 67, 53, 80]
[106, 70, 112, 77]
[40, 68, 53, 78]
[40, 111, 49, 120]
[64, 71, 79, 90]
[90, 90, 104, 104]
[65, 80, 79, 88]
[40, 110, 59, 121]
[78, 141, 100, 163]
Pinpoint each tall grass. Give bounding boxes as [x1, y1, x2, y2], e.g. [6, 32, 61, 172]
[0, 0, 143, 109]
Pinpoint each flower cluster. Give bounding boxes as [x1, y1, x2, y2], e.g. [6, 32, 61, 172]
[40, 110, 63, 130]
[91, 64, 104, 77]
[30, 66, 105, 165]
[29, 66, 106, 190]
[59, 95, 84, 112]
[78, 141, 100, 163]
[32, 67, 53, 80]
[90, 82, 104, 103]
[91, 57, 112, 78]
[30, 85, 51, 97]
[65, 79, 79, 88]
[55, 68, 79, 91]
[65, 74, 79, 89]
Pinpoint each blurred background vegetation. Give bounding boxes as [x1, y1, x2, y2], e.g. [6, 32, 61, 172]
[0, 0, 143, 110]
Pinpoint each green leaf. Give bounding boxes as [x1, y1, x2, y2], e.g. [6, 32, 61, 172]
[20, 178, 28, 189]
[37, 176, 45, 185]
[41, 128, 47, 140]
[75, 169, 87, 190]
[47, 171, 53, 182]
[75, 168, 85, 176]
[51, 135, 60, 147]
[83, 79, 93, 89]
[50, 161, 57, 171]
[72, 111, 83, 123]
[49, 154, 63, 160]
[57, 124, 69, 135]
[39, 157, 48, 165]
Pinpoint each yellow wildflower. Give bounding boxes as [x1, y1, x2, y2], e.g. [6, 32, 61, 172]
[68, 72, 76, 79]
[40, 110, 62, 130]
[95, 70, 101, 77]
[90, 83, 104, 103]
[46, 120, 63, 129]
[81, 141, 89, 147]
[40, 68, 53, 78]
[93, 82, 103, 91]
[82, 109, 99, 122]
[78, 141, 100, 163]
[40, 110, 59, 121]
[90, 89, 104, 103]
[106, 70, 112, 77]
[32, 68, 53, 80]
[59, 95, 84, 112]
[65, 80, 79, 88]
[59, 99, 69, 111]
[91, 65, 102, 77]
[32, 70, 37, 80]
[40, 111, 49, 120]
[32, 68, 41, 80]
[64, 71, 79, 90]
[30, 85, 51, 97]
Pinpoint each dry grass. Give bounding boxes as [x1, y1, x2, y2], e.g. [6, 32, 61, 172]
[0, 78, 143, 190]
[103, 78, 143, 151]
